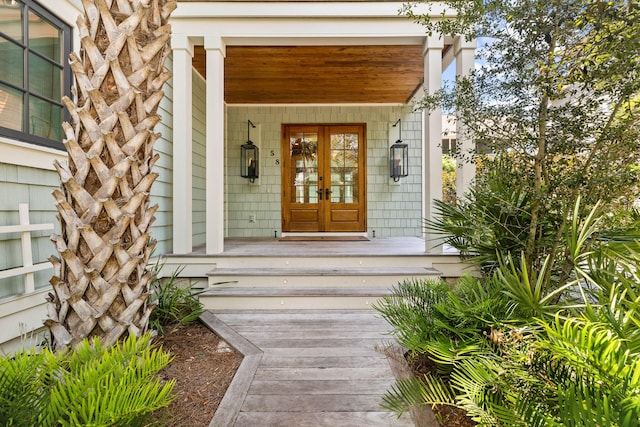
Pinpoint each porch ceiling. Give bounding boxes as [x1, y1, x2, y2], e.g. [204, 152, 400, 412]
[193, 45, 426, 104]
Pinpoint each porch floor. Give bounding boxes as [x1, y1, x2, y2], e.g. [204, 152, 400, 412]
[189, 236, 454, 257]
[203, 309, 417, 427]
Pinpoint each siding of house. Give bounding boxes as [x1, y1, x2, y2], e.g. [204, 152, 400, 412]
[152, 63, 206, 253]
[192, 71, 207, 247]
[151, 57, 175, 254]
[225, 106, 423, 238]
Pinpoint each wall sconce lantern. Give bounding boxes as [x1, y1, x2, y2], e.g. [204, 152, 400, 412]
[390, 119, 408, 182]
[241, 120, 258, 182]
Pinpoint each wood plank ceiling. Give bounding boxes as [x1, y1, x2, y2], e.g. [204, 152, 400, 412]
[192, 45, 425, 104]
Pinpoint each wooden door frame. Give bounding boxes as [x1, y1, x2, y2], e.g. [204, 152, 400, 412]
[281, 123, 367, 233]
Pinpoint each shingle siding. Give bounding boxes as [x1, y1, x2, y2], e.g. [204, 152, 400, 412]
[225, 105, 423, 238]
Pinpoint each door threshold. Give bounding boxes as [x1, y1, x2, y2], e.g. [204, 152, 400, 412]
[280, 232, 368, 237]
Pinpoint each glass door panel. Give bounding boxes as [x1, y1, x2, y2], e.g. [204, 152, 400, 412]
[330, 132, 359, 204]
[289, 132, 318, 204]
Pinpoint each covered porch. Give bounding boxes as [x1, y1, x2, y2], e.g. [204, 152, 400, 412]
[164, 2, 477, 256]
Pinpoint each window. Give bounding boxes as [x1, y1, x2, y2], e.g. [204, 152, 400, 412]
[0, 0, 71, 149]
[442, 138, 457, 155]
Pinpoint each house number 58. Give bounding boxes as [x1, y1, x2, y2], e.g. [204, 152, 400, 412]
[270, 150, 280, 165]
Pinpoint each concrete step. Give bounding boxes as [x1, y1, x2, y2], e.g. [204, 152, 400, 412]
[207, 267, 441, 287]
[200, 287, 395, 310]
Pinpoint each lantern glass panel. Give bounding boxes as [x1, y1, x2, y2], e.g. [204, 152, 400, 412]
[241, 143, 259, 180]
[389, 142, 408, 179]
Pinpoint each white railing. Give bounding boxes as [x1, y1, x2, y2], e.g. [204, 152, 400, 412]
[0, 203, 54, 295]
[0, 203, 55, 351]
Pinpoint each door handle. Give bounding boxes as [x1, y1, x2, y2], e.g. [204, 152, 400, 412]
[317, 188, 323, 200]
[325, 188, 331, 200]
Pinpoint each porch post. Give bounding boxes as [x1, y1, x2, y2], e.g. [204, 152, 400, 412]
[204, 35, 225, 254]
[423, 36, 444, 253]
[454, 36, 477, 199]
[171, 35, 193, 254]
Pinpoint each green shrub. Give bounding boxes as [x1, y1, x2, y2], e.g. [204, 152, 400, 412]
[0, 334, 174, 427]
[426, 158, 535, 274]
[380, 202, 640, 426]
[148, 259, 204, 335]
[0, 349, 53, 426]
[375, 275, 518, 352]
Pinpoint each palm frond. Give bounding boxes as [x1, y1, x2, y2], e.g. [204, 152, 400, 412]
[381, 375, 455, 415]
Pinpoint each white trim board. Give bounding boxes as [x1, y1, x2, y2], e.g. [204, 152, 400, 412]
[0, 138, 66, 171]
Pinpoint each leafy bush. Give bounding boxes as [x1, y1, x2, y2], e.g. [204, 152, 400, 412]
[379, 201, 640, 426]
[148, 260, 204, 335]
[375, 276, 517, 349]
[427, 157, 536, 274]
[0, 334, 174, 427]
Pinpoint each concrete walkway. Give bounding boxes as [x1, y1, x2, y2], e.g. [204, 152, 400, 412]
[202, 310, 414, 427]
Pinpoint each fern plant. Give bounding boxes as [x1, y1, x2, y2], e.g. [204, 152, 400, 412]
[0, 334, 175, 426]
[0, 350, 55, 426]
[380, 199, 640, 426]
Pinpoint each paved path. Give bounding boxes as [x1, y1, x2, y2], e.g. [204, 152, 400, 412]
[203, 310, 414, 427]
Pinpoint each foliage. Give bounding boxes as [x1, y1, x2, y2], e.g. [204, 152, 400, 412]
[0, 349, 54, 426]
[0, 334, 174, 427]
[379, 199, 640, 426]
[413, 0, 640, 276]
[374, 275, 519, 370]
[391, 0, 640, 423]
[148, 259, 204, 335]
[428, 157, 534, 273]
[442, 155, 457, 205]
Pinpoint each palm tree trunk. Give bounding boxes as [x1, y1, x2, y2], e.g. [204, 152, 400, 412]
[46, 0, 176, 351]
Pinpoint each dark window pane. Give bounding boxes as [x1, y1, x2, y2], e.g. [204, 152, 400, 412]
[0, 2, 23, 41]
[28, 9, 61, 62]
[0, 82, 23, 131]
[29, 51, 60, 99]
[29, 96, 61, 140]
[0, 0, 69, 147]
[0, 36, 24, 87]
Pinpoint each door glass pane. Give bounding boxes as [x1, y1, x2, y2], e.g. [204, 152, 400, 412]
[290, 132, 318, 204]
[330, 132, 358, 203]
[0, 36, 24, 87]
[0, 83, 23, 131]
[29, 52, 61, 99]
[0, 2, 24, 41]
[29, 96, 61, 140]
[28, 10, 61, 62]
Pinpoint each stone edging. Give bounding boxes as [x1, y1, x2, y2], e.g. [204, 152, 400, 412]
[200, 311, 263, 427]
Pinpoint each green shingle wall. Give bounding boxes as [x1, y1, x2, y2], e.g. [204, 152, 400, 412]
[192, 70, 206, 247]
[225, 106, 424, 238]
[151, 56, 174, 255]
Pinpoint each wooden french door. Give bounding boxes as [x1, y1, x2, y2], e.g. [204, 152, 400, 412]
[282, 124, 366, 232]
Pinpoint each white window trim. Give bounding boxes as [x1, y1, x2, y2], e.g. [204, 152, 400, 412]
[0, 136, 66, 171]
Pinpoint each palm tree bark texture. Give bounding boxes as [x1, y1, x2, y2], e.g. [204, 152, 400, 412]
[46, 0, 177, 351]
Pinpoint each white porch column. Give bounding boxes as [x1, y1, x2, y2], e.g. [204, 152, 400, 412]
[454, 36, 477, 199]
[204, 35, 225, 254]
[423, 36, 444, 253]
[171, 35, 193, 254]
